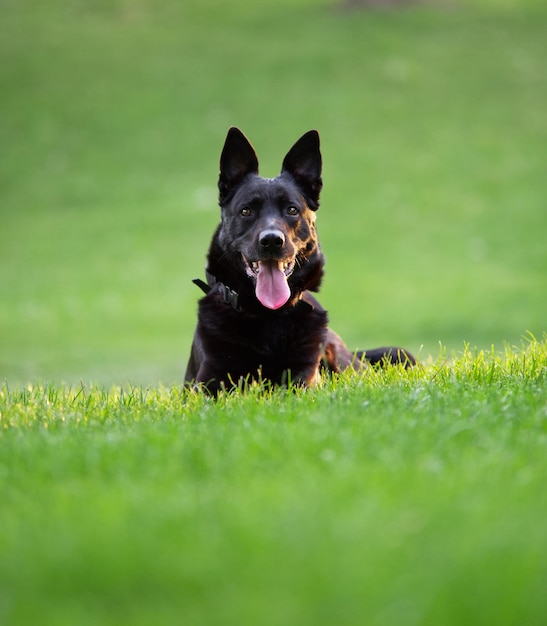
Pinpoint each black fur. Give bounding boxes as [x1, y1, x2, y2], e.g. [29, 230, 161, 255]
[185, 128, 415, 394]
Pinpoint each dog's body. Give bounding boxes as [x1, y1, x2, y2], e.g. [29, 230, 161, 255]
[185, 128, 414, 394]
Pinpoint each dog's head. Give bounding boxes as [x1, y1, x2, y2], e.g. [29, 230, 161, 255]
[212, 127, 324, 310]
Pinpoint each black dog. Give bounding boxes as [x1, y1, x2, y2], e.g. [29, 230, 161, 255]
[185, 127, 415, 394]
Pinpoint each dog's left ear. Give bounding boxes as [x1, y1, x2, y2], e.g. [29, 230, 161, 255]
[281, 130, 323, 210]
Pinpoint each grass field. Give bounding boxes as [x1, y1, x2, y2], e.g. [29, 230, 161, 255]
[1, 339, 546, 625]
[1, 1, 546, 624]
[1, 0, 546, 383]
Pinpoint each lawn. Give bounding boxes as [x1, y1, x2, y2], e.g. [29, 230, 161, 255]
[1, 0, 546, 383]
[1, 1, 546, 624]
[1, 339, 546, 626]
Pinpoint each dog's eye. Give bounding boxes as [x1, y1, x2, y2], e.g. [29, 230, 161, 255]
[287, 206, 299, 216]
[240, 206, 253, 217]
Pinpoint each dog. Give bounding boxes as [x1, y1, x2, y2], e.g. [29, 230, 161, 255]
[185, 127, 415, 394]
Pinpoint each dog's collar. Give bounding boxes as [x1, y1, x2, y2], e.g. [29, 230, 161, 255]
[192, 270, 314, 313]
[193, 270, 240, 311]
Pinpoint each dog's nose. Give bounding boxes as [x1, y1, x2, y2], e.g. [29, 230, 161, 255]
[259, 229, 285, 251]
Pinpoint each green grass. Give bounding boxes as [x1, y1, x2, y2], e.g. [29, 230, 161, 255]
[1, 337, 546, 625]
[1, 0, 546, 383]
[1, 3, 546, 624]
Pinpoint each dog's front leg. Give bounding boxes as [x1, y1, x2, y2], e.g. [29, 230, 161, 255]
[184, 335, 201, 383]
[184, 334, 227, 394]
[194, 363, 224, 395]
[282, 353, 323, 388]
[195, 353, 255, 395]
[285, 369, 320, 388]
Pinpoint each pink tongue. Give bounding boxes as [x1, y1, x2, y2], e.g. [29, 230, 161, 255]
[255, 260, 291, 310]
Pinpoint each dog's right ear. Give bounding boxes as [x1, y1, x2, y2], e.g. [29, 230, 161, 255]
[218, 127, 259, 203]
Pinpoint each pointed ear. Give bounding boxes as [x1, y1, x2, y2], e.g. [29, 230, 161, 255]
[281, 130, 322, 210]
[218, 127, 259, 203]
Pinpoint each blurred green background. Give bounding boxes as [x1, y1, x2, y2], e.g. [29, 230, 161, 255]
[1, 0, 545, 385]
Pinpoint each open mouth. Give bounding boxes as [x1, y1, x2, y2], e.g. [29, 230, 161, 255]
[243, 256, 296, 280]
[242, 255, 296, 310]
